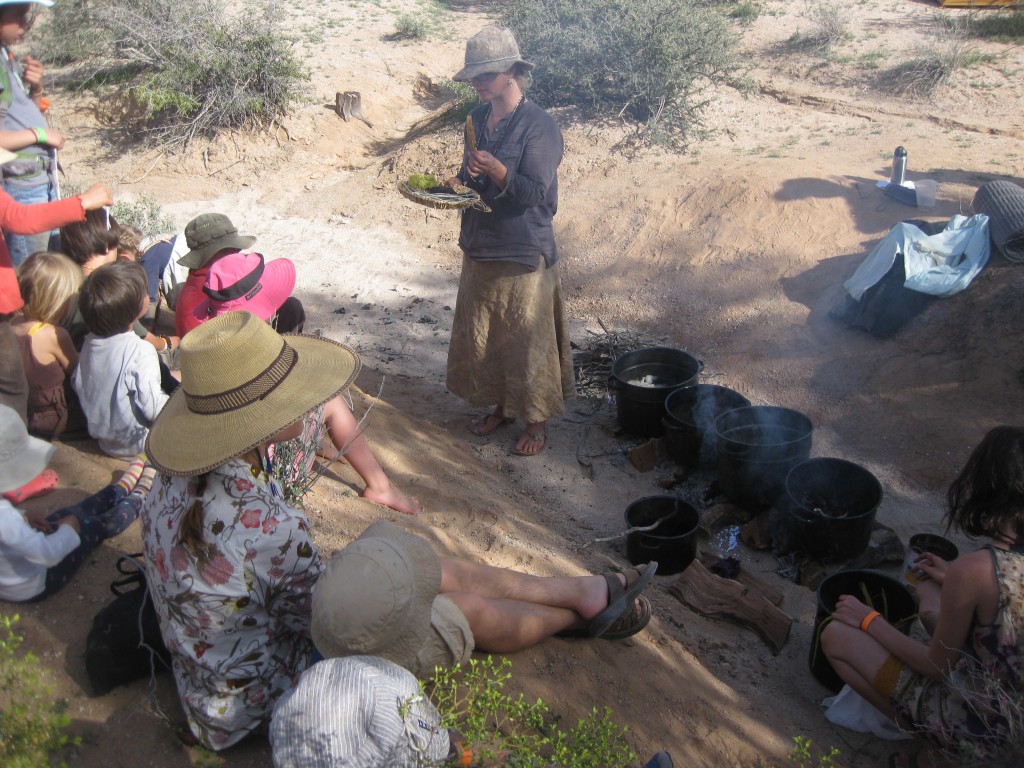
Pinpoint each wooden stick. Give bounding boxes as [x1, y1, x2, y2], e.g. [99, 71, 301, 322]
[466, 115, 477, 152]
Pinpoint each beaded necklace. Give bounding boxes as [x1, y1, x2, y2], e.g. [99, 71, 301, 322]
[478, 95, 526, 156]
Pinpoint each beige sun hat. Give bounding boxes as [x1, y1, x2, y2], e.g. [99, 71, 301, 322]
[453, 25, 534, 82]
[0, 405, 56, 494]
[144, 311, 360, 476]
[311, 521, 473, 677]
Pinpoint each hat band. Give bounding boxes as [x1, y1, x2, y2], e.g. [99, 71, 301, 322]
[184, 343, 298, 415]
[469, 55, 518, 67]
[203, 254, 266, 302]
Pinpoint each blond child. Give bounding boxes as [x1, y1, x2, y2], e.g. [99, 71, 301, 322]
[12, 251, 83, 438]
[72, 260, 169, 459]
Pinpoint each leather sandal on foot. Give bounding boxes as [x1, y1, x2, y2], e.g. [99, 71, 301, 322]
[469, 413, 514, 437]
[511, 429, 546, 456]
[556, 596, 652, 640]
[556, 562, 658, 638]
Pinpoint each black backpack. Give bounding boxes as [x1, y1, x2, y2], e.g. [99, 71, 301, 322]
[84, 554, 172, 696]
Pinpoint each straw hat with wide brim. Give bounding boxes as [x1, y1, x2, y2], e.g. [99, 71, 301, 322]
[145, 311, 360, 476]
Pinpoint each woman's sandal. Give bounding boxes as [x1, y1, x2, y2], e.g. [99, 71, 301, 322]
[469, 413, 514, 437]
[511, 429, 546, 456]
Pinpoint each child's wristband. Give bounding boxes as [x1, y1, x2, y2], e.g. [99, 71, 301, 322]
[32, 127, 46, 145]
[860, 610, 881, 633]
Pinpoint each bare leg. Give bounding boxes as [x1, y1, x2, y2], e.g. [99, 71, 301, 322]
[915, 579, 941, 636]
[322, 396, 420, 515]
[440, 558, 619, 620]
[821, 621, 900, 718]
[444, 592, 579, 652]
[513, 419, 547, 455]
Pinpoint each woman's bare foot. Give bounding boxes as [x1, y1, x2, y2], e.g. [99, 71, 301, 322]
[513, 421, 547, 456]
[469, 409, 513, 437]
[363, 483, 421, 515]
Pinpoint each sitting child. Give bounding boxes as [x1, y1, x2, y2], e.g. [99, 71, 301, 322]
[12, 251, 84, 438]
[0, 405, 154, 602]
[194, 251, 417, 514]
[72, 260, 169, 460]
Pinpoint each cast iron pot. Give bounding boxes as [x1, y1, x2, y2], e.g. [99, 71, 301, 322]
[809, 569, 917, 692]
[624, 496, 701, 575]
[609, 347, 702, 438]
[715, 405, 813, 510]
[662, 384, 751, 468]
[783, 458, 883, 563]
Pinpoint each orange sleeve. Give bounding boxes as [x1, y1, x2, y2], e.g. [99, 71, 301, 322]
[0, 192, 87, 235]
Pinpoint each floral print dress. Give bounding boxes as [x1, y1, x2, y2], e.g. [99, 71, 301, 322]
[892, 545, 1024, 758]
[140, 459, 323, 750]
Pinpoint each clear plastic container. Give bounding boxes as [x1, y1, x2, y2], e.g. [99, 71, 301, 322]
[915, 179, 937, 208]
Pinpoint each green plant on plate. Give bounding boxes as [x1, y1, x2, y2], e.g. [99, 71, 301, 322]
[427, 656, 637, 768]
[0, 614, 80, 768]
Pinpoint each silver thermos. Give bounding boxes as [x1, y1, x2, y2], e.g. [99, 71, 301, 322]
[891, 146, 907, 187]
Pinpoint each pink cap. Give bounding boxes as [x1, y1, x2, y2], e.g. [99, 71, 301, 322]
[193, 252, 296, 324]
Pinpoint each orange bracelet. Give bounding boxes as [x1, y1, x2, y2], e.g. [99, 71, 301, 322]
[860, 610, 881, 632]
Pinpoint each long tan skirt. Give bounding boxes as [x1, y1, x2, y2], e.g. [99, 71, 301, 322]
[446, 256, 575, 424]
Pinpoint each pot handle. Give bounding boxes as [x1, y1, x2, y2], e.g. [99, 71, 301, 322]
[607, 374, 621, 391]
[696, 358, 705, 373]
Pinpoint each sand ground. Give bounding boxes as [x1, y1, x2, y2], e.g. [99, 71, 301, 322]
[5, 1, 1024, 766]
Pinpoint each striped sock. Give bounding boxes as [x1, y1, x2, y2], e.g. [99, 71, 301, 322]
[133, 465, 158, 497]
[117, 455, 147, 494]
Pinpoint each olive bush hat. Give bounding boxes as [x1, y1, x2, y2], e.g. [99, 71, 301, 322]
[178, 213, 257, 269]
[453, 25, 534, 82]
[145, 311, 360, 476]
[312, 522, 473, 678]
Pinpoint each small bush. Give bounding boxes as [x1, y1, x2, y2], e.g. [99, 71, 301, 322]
[728, 2, 761, 26]
[0, 615, 79, 768]
[967, 9, 1024, 42]
[111, 195, 177, 238]
[393, 13, 430, 40]
[39, 0, 305, 148]
[428, 656, 637, 768]
[501, 0, 738, 148]
[792, 0, 851, 55]
[884, 25, 977, 98]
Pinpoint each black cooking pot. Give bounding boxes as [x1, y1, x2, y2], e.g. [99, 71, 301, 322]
[662, 384, 751, 468]
[609, 347, 702, 438]
[715, 406, 813, 510]
[624, 496, 701, 575]
[783, 458, 882, 563]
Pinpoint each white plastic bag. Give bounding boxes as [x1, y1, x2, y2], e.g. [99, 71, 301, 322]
[822, 684, 910, 740]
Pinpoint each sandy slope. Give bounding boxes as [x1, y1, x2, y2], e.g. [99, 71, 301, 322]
[5, 1, 1024, 766]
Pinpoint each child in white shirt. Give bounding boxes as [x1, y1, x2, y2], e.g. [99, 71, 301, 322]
[73, 260, 169, 460]
[0, 405, 153, 602]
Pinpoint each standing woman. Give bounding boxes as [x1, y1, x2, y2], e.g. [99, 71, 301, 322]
[446, 25, 575, 456]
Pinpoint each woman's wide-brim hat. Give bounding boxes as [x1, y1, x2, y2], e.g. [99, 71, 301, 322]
[0, 405, 56, 494]
[453, 25, 534, 83]
[145, 311, 360, 476]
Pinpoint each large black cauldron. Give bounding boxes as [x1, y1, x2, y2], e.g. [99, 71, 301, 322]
[662, 384, 750, 468]
[784, 458, 882, 563]
[610, 347, 701, 438]
[715, 406, 813, 510]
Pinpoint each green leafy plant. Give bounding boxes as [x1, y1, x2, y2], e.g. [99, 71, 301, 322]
[789, 736, 841, 768]
[427, 656, 637, 767]
[0, 614, 80, 768]
[393, 13, 430, 40]
[111, 195, 177, 238]
[728, 2, 761, 26]
[501, 0, 738, 149]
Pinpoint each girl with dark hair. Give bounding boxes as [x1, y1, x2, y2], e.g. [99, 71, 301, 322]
[822, 426, 1024, 767]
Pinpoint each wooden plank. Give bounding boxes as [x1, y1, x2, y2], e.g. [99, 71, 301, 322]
[699, 552, 785, 607]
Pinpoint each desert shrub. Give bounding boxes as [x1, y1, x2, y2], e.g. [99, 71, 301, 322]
[967, 9, 1024, 42]
[111, 195, 177, 237]
[501, 0, 737, 148]
[427, 656, 637, 767]
[729, 2, 762, 26]
[39, 0, 305, 148]
[884, 24, 977, 98]
[0, 614, 79, 768]
[393, 13, 430, 40]
[789, 0, 850, 55]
